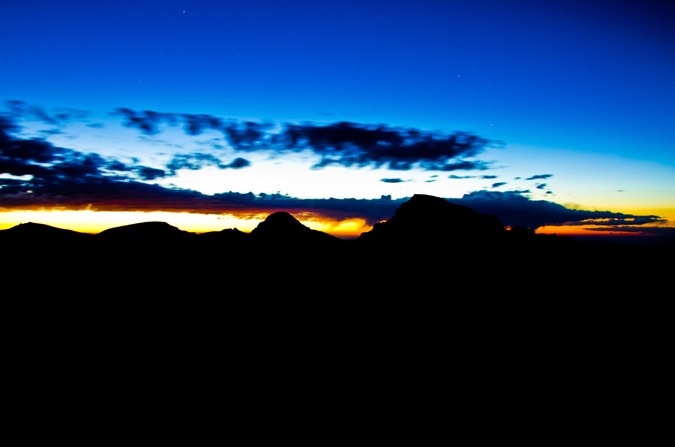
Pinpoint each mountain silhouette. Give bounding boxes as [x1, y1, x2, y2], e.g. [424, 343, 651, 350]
[96, 221, 196, 243]
[198, 228, 250, 244]
[2, 194, 669, 287]
[4, 194, 668, 354]
[359, 194, 504, 246]
[251, 211, 342, 246]
[2, 222, 92, 242]
[1, 222, 92, 256]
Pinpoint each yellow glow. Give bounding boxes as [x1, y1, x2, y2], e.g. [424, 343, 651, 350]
[2, 204, 671, 240]
[303, 218, 373, 238]
[537, 206, 675, 237]
[0, 210, 263, 234]
[536, 225, 638, 237]
[0, 209, 373, 238]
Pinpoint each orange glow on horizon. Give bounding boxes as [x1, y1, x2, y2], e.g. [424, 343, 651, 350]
[301, 218, 372, 238]
[0, 209, 373, 239]
[536, 225, 654, 237]
[2, 208, 671, 240]
[0, 210, 262, 234]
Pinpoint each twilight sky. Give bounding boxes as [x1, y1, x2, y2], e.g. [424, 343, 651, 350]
[1, 0, 674, 238]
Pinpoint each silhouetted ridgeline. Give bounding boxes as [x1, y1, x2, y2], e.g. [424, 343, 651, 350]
[2, 194, 669, 286]
[5, 196, 668, 415]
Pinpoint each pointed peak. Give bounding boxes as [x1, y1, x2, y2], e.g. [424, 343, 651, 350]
[251, 211, 341, 245]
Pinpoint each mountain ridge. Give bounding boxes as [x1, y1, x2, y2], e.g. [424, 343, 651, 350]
[2, 195, 670, 295]
[2, 194, 669, 263]
[359, 194, 505, 245]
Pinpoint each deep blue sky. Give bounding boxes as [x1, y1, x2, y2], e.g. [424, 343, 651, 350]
[2, 0, 673, 157]
[1, 0, 674, 235]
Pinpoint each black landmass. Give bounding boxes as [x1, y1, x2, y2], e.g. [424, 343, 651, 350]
[2, 194, 670, 293]
[5, 195, 668, 414]
[4, 192, 671, 378]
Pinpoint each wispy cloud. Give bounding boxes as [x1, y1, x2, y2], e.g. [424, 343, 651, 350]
[526, 174, 553, 180]
[381, 178, 406, 183]
[112, 107, 498, 171]
[5, 101, 500, 174]
[281, 122, 495, 170]
[449, 174, 498, 179]
[4, 100, 90, 127]
[165, 153, 250, 175]
[457, 191, 665, 229]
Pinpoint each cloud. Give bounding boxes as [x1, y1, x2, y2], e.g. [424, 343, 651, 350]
[584, 226, 675, 240]
[13, 103, 496, 174]
[526, 174, 553, 180]
[449, 174, 498, 179]
[106, 159, 172, 180]
[181, 113, 225, 136]
[282, 122, 495, 170]
[136, 166, 167, 181]
[4, 100, 90, 126]
[491, 182, 507, 188]
[1, 118, 403, 224]
[1, 116, 170, 187]
[456, 191, 665, 229]
[221, 121, 277, 150]
[228, 157, 250, 169]
[165, 153, 250, 174]
[113, 108, 278, 151]
[381, 178, 406, 183]
[113, 108, 179, 135]
[113, 108, 498, 172]
[440, 160, 490, 171]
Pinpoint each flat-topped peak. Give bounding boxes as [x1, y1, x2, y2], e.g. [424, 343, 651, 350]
[96, 221, 193, 241]
[360, 194, 504, 243]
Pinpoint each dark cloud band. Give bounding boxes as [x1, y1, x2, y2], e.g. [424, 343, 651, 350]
[113, 107, 497, 171]
[457, 191, 664, 229]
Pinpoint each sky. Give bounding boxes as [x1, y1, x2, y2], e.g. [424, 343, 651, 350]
[1, 0, 674, 239]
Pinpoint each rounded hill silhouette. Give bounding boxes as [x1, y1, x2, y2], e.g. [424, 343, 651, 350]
[3, 194, 668, 290]
[359, 194, 504, 247]
[96, 221, 195, 242]
[3, 222, 92, 243]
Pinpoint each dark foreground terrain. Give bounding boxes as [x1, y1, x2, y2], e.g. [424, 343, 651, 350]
[3, 194, 670, 294]
[4, 195, 670, 384]
[4, 195, 669, 432]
